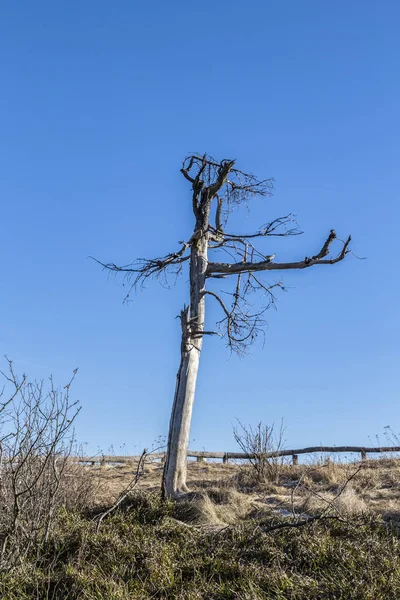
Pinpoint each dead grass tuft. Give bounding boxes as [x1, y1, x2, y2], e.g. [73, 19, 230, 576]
[173, 493, 222, 525]
[334, 486, 368, 515]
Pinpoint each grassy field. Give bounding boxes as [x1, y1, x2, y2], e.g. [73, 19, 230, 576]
[2, 457, 400, 599]
[95, 457, 400, 522]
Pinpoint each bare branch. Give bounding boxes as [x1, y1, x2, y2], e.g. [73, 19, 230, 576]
[203, 275, 283, 353]
[310, 229, 337, 260]
[207, 232, 351, 276]
[180, 156, 195, 184]
[210, 214, 302, 241]
[203, 290, 231, 321]
[181, 154, 274, 223]
[90, 241, 191, 300]
[185, 155, 274, 198]
[207, 159, 236, 198]
[181, 154, 208, 219]
[203, 286, 262, 353]
[215, 195, 223, 232]
[94, 449, 148, 532]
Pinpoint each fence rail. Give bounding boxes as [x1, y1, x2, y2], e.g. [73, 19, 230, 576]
[75, 446, 400, 466]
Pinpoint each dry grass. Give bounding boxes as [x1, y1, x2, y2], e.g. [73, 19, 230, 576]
[91, 457, 400, 524]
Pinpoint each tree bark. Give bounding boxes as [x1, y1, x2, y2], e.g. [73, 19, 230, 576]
[162, 233, 208, 497]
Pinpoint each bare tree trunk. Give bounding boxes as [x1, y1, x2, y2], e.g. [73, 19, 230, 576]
[162, 234, 207, 497]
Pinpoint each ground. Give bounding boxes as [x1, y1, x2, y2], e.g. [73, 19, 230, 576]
[92, 456, 400, 526]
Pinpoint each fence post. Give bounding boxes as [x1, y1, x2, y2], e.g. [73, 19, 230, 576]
[292, 454, 298, 466]
[361, 450, 367, 461]
[223, 453, 229, 464]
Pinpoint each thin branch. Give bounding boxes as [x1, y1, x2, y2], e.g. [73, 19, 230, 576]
[203, 290, 231, 320]
[203, 275, 282, 354]
[94, 449, 148, 532]
[209, 214, 302, 241]
[181, 154, 274, 218]
[90, 241, 191, 300]
[253, 466, 363, 538]
[180, 156, 195, 184]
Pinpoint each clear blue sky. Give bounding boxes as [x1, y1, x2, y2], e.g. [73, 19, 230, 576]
[1, 1, 399, 456]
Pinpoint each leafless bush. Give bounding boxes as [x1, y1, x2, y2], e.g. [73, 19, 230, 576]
[60, 452, 100, 512]
[0, 358, 82, 569]
[233, 420, 285, 484]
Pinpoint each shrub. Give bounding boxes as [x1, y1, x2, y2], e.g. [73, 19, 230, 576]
[233, 420, 285, 484]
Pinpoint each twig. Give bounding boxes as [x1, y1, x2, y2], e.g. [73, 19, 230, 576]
[94, 449, 147, 532]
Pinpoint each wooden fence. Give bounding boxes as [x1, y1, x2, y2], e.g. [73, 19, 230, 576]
[76, 446, 400, 467]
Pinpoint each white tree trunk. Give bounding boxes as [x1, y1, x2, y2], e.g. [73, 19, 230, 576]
[162, 235, 207, 497]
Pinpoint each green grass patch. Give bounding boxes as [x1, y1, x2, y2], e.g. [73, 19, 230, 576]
[1, 492, 399, 599]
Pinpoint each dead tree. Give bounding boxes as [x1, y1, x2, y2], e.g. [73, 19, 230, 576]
[94, 154, 351, 498]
